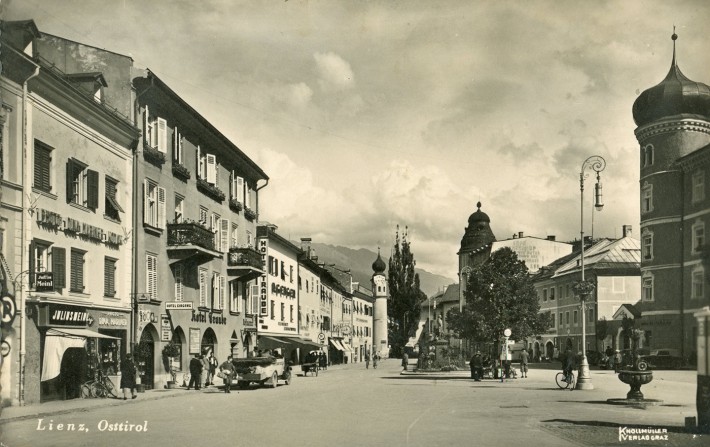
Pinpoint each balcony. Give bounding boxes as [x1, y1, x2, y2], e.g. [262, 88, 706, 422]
[166, 221, 221, 265]
[227, 246, 264, 281]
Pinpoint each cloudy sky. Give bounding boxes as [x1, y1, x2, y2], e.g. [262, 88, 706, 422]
[6, 0, 710, 280]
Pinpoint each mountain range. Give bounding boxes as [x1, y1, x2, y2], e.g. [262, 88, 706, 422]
[299, 242, 455, 297]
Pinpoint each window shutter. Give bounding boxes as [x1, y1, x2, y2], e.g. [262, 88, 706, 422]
[199, 270, 207, 307]
[143, 179, 150, 225]
[173, 126, 179, 161]
[219, 275, 226, 311]
[28, 241, 35, 287]
[86, 169, 99, 210]
[206, 154, 217, 184]
[52, 247, 66, 290]
[221, 219, 229, 252]
[196, 145, 201, 179]
[66, 159, 74, 203]
[143, 105, 149, 144]
[245, 185, 251, 208]
[251, 284, 259, 314]
[175, 264, 184, 301]
[104, 259, 115, 297]
[157, 186, 166, 229]
[146, 255, 157, 301]
[157, 118, 168, 153]
[212, 272, 219, 309]
[229, 171, 235, 199]
[236, 176, 244, 203]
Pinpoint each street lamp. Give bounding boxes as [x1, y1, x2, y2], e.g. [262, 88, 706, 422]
[574, 155, 606, 390]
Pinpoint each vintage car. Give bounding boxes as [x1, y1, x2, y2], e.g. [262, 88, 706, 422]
[639, 349, 683, 370]
[232, 356, 292, 388]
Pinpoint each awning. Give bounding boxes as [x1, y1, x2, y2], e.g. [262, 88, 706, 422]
[340, 343, 354, 353]
[296, 338, 322, 349]
[47, 328, 121, 339]
[330, 339, 345, 351]
[260, 336, 290, 345]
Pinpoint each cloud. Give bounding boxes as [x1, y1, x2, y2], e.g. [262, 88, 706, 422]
[314, 52, 355, 91]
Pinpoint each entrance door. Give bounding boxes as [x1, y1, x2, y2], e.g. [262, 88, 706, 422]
[60, 347, 88, 399]
[139, 330, 155, 388]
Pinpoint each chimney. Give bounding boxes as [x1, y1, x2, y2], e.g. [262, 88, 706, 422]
[622, 225, 632, 237]
[518, 231, 524, 238]
[300, 237, 313, 258]
[546, 235, 556, 241]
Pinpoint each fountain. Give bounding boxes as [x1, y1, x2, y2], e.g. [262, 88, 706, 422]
[607, 327, 663, 406]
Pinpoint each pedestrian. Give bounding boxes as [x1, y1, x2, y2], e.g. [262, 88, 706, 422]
[206, 352, 218, 386]
[365, 351, 370, 369]
[402, 352, 409, 371]
[120, 353, 138, 400]
[605, 346, 613, 358]
[613, 349, 622, 373]
[187, 354, 203, 390]
[519, 348, 529, 378]
[470, 351, 483, 381]
[373, 352, 379, 369]
[219, 355, 235, 393]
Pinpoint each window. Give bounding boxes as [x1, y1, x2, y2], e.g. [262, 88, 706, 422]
[174, 264, 184, 301]
[30, 241, 65, 290]
[199, 268, 208, 307]
[144, 107, 167, 154]
[67, 159, 99, 210]
[104, 257, 117, 297]
[230, 281, 243, 313]
[211, 213, 221, 250]
[143, 179, 166, 229]
[551, 313, 556, 328]
[146, 254, 157, 301]
[642, 274, 654, 302]
[641, 183, 653, 213]
[199, 207, 208, 226]
[290, 305, 294, 322]
[692, 267, 704, 300]
[573, 310, 578, 325]
[249, 284, 259, 315]
[33, 140, 52, 193]
[230, 172, 244, 203]
[588, 308, 594, 323]
[542, 289, 547, 301]
[174, 195, 184, 223]
[565, 311, 570, 325]
[643, 144, 654, 167]
[642, 232, 653, 261]
[549, 288, 555, 300]
[270, 300, 275, 320]
[212, 272, 225, 310]
[196, 146, 218, 184]
[220, 219, 229, 253]
[559, 312, 563, 326]
[231, 223, 238, 249]
[246, 231, 252, 247]
[280, 261, 286, 281]
[70, 249, 86, 293]
[692, 220, 705, 254]
[289, 265, 294, 283]
[105, 177, 123, 221]
[173, 126, 184, 164]
[245, 184, 252, 209]
[693, 171, 705, 203]
[280, 302, 285, 321]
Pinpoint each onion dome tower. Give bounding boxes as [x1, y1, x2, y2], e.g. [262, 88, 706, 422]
[371, 248, 389, 358]
[633, 30, 710, 361]
[458, 202, 496, 309]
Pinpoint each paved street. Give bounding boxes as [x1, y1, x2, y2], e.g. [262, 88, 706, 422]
[0, 360, 706, 447]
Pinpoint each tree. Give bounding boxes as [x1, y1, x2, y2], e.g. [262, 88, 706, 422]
[447, 247, 549, 346]
[596, 317, 609, 352]
[387, 226, 424, 357]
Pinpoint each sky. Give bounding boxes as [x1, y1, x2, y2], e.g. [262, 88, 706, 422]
[5, 0, 710, 281]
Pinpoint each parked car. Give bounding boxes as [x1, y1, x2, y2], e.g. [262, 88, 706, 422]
[639, 349, 683, 370]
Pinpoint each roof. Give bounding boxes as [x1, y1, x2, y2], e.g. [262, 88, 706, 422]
[552, 236, 640, 278]
[424, 283, 459, 306]
[612, 303, 641, 320]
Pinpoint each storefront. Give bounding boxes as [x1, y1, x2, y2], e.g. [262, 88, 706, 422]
[38, 303, 122, 402]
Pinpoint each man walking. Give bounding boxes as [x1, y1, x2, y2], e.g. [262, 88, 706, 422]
[401, 352, 409, 371]
[187, 354, 203, 390]
[365, 351, 370, 369]
[519, 348, 529, 378]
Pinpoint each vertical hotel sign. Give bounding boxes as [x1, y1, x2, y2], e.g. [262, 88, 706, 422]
[259, 237, 268, 316]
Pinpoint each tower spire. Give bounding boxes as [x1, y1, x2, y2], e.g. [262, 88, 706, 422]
[671, 26, 678, 69]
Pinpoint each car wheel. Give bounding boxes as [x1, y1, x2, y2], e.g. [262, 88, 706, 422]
[270, 372, 278, 388]
[637, 361, 649, 371]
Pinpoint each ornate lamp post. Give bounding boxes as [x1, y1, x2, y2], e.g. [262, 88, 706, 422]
[575, 155, 606, 390]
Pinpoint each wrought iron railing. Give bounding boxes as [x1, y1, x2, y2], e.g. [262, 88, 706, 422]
[228, 247, 262, 270]
[167, 222, 215, 251]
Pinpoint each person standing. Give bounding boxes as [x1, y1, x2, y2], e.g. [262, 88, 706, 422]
[401, 352, 409, 371]
[470, 351, 483, 381]
[519, 348, 530, 378]
[373, 352, 379, 369]
[365, 351, 370, 369]
[219, 355, 235, 393]
[613, 349, 622, 373]
[206, 352, 218, 386]
[120, 354, 138, 400]
[187, 354, 203, 390]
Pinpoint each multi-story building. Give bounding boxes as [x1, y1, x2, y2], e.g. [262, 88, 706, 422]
[632, 31, 710, 362]
[1, 21, 140, 404]
[352, 284, 374, 363]
[296, 242, 329, 359]
[491, 233, 572, 274]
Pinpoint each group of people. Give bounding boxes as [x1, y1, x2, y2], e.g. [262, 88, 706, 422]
[187, 351, 237, 393]
[364, 351, 381, 369]
[468, 348, 530, 381]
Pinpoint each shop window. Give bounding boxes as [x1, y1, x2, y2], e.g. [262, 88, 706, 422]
[70, 248, 86, 293]
[99, 338, 120, 375]
[67, 158, 99, 210]
[104, 177, 123, 222]
[33, 140, 53, 193]
[104, 257, 117, 298]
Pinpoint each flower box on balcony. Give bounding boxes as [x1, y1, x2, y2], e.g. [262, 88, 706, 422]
[143, 144, 166, 166]
[228, 246, 262, 270]
[167, 221, 216, 251]
[196, 178, 226, 202]
[229, 199, 243, 213]
[244, 207, 257, 221]
[172, 163, 191, 181]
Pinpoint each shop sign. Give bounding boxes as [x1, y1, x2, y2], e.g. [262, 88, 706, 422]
[166, 302, 193, 310]
[271, 282, 296, 298]
[42, 303, 89, 327]
[97, 311, 128, 327]
[36, 208, 122, 246]
[190, 309, 227, 325]
[161, 314, 171, 341]
[35, 272, 54, 292]
[138, 309, 158, 324]
[243, 315, 255, 326]
[189, 327, 200, 354]
[259, 238, 268, 316]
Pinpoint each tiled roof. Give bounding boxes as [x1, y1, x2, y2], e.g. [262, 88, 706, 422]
[552, 236, 640, 278]
[424, 283, 459, 305]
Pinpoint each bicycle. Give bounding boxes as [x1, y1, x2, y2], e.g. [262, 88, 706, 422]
[81, 369, 118, 398]
[555, 370, 575, 390]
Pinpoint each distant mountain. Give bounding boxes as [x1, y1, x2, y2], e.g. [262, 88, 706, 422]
[300, 242, 455, 297]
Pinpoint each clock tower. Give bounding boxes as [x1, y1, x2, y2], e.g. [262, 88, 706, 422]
[371, 249, 389, 359]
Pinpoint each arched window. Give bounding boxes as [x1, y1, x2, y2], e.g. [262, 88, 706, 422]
[643, 144, 654, 167]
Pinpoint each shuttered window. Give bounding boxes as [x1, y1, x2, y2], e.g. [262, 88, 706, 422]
[104, 257, 116, 297]
[33, 140, 52, 193]
[220, 219, 229, 253]
[156, 118, 168, 153]
[105, 177, 123, 221]
[65, 158, 97, 210]
[174, 264, 184, 301]
[199, 268, 207, 307]
[70, 249, 85, 292]
[86, 169, 99, 210]
[52, 246, 66, 290]
[146, 254, 158, 301]
[143, 179, 166, 229]
[250, 284, 259, 315]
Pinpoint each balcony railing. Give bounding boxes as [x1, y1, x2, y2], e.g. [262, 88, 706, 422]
[228, 246, 262, 270]
[167, 221, 215, 251]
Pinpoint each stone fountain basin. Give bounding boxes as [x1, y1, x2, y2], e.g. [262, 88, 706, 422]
[607, 369, 663, 406]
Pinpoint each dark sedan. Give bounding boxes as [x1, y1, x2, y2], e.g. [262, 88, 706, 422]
[639, 349, 683, 370]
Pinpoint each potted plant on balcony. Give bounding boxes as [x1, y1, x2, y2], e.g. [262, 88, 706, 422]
[162, 342, 181, 389]
[172, 162, 191, 181]
[244, 207, 257, 221]
[143, 143, 166, 166]
[229, 198, 243, 213]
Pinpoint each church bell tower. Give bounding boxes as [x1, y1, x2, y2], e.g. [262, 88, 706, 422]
[371, 249, 389, 358]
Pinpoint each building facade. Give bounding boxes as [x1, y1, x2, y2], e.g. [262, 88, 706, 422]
[632, 32, 710, 362]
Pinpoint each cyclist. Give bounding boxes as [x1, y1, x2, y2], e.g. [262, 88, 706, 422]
[561, 345, 576, 384]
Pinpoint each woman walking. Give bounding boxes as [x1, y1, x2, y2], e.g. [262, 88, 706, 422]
[120, 353, 138, 400]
